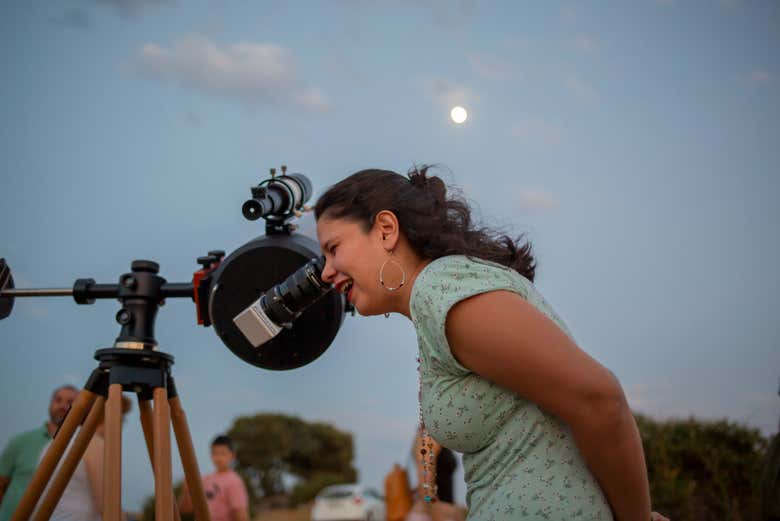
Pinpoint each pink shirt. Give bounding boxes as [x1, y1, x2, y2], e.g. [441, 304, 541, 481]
[202, 470, 249, 521]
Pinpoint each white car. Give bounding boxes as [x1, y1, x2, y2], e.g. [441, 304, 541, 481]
[311, 483, 385, 521]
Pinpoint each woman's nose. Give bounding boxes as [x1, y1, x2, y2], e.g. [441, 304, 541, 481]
[321, 259, 336, 284]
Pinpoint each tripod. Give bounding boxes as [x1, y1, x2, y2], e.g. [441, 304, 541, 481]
[6, 260, 214, 521]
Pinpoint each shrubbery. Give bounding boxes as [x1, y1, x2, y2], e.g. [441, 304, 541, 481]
[636, 414, 770, 520]
[138, 413, 777, 521]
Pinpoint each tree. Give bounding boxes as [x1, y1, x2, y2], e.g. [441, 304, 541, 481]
[227, 413, 357, 506]
[757, 431, 780, 520]
[140, 481, 193, 521]
[636, 414, 768, 520]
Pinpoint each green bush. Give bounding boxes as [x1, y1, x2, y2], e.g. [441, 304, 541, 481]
[636, 414, 769, 521]
[140, 481, 193, 521]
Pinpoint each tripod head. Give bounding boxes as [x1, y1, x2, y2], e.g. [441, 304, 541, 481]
[0, 166, 350, 370]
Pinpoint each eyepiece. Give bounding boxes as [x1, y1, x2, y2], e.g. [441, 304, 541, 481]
[232, 256, 330, 347]
[241, 199, 267, 221]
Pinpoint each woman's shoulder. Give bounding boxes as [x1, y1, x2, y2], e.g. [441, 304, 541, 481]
[411, 255, 532, 324]
[414, 255, 527, 296]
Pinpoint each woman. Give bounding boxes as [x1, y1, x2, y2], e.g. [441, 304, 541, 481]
[315, 166, 668, 521]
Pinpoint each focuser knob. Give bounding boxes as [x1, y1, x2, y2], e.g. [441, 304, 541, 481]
[131, 260, 159, 274]
[197, 255, 217, 268]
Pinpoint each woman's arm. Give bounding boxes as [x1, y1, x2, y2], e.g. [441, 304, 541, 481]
[445, 290, 652, 521]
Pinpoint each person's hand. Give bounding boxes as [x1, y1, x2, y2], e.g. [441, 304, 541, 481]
[651, 512, 670, 521]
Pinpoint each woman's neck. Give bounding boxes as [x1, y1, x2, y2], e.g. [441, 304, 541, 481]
[393, 257, 431, 319]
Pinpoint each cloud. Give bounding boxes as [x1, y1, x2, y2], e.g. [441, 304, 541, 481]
[468, 52, 518, 80]
[565, 75, 600, 104]
[744, 69, 779, 87]
[509, 118, 565, 149]
[92, 0, 174, 18]
[132, 36, 332, 113]
[574, 36, 601, 54]
[422, 77, 481, 109]
[49, 8, 91, 30]
[514, 188, 559, 212]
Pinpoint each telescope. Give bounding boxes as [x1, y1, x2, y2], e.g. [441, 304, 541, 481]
[0, 165, 350, 370]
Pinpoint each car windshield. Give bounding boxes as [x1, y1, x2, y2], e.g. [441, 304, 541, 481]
[321, 489, 355, 499]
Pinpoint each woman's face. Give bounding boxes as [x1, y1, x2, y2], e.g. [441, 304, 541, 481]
[317, 214, 390, 316]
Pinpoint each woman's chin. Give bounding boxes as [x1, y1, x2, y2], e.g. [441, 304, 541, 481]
[352, 300, 380, 317]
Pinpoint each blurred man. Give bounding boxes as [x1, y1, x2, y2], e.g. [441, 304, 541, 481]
[0, 384, 78, 521]
[179, 435, 249, 521]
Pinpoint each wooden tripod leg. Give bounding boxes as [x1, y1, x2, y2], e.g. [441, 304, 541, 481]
[10, 388, 97, 521]
[138, 397, 182, 521]
[104, 383, 123, 521]
[153, 387, 174, 521]
[31, 396, 106, 521]
[170, 396, 211, 521]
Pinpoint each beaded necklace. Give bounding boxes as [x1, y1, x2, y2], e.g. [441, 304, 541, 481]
[417, 356, 437, 503]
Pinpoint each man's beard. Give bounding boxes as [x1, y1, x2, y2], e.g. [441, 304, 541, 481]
[49, 410, 67, 426]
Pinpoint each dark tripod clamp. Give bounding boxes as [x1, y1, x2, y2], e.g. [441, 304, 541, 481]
[74, 259, 196, 350]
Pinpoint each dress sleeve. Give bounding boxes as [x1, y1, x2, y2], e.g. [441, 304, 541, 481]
[412, 256, 530, 375]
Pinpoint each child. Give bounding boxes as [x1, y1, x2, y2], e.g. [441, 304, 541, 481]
[179, 435, 249, 521]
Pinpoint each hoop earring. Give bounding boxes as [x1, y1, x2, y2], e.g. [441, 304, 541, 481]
[379, 252, 406, 291]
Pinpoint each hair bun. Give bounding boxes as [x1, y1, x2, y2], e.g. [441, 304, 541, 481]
[408, 165, 446, 203]
[408, 168, 429, 188]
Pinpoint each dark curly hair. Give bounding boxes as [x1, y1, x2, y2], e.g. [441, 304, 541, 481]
[211, 434, 234, 451]
[314, 165, 536, 281]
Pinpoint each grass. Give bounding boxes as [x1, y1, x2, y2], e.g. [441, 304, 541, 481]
[253, 504, 312, 521]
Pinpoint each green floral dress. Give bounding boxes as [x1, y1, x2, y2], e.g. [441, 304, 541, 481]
[410, 255, 613, 521]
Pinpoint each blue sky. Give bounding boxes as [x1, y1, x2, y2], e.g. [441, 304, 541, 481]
[1, 0, 778, 510]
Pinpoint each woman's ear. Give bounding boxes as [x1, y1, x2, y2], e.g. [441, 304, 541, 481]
[373, 210, 400, 250]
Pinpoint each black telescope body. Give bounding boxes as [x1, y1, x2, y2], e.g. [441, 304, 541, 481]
[208, 234, 344, 370]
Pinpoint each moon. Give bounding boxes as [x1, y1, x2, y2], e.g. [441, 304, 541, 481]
[450, 106, 468, 124]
